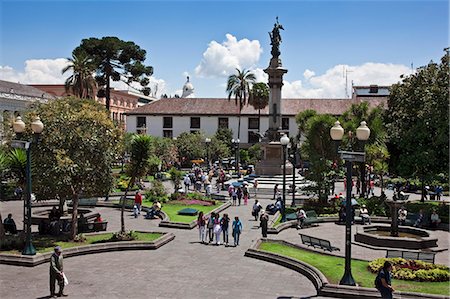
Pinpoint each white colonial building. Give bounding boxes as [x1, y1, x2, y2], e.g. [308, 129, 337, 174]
[125, 83, 389, 147]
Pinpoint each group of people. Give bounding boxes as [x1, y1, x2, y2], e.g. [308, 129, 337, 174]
[197, 212, 243, 246]
[228, 184, 251, 206]
[183, 166, 217, 196]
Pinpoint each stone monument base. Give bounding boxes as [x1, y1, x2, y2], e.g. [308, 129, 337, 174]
[256, 141, 293, 175]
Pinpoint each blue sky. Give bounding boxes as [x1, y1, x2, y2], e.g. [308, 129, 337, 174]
[0, 0, 448, 98]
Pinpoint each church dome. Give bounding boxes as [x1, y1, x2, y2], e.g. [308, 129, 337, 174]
[181, 76, 194, 98]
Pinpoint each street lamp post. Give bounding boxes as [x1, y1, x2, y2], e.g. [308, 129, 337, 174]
[12, 116, 44, 256]
[231, 138, 240, 176]
[280, 134, 290, 222]
[291, 141, 298, 207]
[205, 138, 211, 170]
[330, 120, 370, 286]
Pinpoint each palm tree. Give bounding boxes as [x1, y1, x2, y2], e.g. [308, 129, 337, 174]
[62, 51, 96, 99]
[120, 135, 152, 233]
[226, 68, 256, 139]
[249, 82, 269, 134]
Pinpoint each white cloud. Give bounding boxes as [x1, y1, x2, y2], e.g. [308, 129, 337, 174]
[0, 58, 70, 84]
[195, 34, 262, 78]
[0, 58, 167, 98]
[282, 62, 411, 98]
[303, 69, 315, 80]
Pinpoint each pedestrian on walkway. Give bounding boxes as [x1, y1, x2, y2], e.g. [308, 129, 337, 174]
[253, 179, 258, 197]
[183, 174, 191, 193]
[243, 185, 249, 205]
[207, 213, 215, 243]
[197, 211, 207, 243]
[231, 187, 237, 206]
[49, 246, 67, 298]
[134, 191, 143, 215]
[259, 210, 269, 238]
[213, 213, 222, 245]
[237, 186, 243, 206]
[273, 184, 279, 200]
[375, 261, 394, 299]
[220, 213, 230, 246]
[232, 216, 243, 246]
[252, 200, 262, 221]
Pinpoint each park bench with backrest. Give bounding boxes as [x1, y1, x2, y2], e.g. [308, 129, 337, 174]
[78, 198, 98, 206]
[404, 212, 430, 228]
[79, 221, 108, 233]
[386, 249, 435, 264]
[299, 233, 340, 252]
[286, 210, 319, 227]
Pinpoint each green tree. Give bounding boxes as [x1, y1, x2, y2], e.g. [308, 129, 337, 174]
[31, 97, 120, 240]
[366, 142, 390, 192]
[122, 135, 152, 232]
[75, 36, 153, 110]
[175, 132, 205, 166]
[151, 137, 178, 170]
[385, 53, 449, 201]
[214, 128, 233, 153]
[300, 114, 338, 202]
[7, 148, 27, 187]
[249, 82, 269, 132]
[168, 167, 183, 191]
[209, 136, 230, 163]
[62, 50, 97, 99]
[226, 68, 256, 139]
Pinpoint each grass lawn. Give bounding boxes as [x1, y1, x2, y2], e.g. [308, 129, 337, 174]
[159, 203, 224, 223]
[2, 232, 162, 255]
[259, 242, 449, 295]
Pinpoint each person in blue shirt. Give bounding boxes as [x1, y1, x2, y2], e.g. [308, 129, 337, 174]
[376, 261, 394, 299]
[232, 216, 243, 246]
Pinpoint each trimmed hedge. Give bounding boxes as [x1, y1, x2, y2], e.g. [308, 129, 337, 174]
[368, 258, 449, 282]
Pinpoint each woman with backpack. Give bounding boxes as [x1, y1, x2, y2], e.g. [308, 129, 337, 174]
[232, 216, 243, 246]
[375, 261, 394, 299]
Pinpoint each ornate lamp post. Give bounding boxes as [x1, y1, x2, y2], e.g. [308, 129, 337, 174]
[280, 134, 290, 222]
[330, 120, 370, 286]
[12, 116, 44, 256]
[290, 139, 298, 207]
[205, 137, 211, 169]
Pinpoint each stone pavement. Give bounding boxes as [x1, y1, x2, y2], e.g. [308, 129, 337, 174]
[0, 179, 448, 299]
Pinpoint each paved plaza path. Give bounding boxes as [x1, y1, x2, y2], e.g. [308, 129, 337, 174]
[0, 180, 448, 299]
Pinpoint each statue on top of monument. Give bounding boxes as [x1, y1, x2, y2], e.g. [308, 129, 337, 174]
[269, 17, 284, 58]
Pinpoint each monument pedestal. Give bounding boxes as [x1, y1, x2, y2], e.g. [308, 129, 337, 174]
[256, 142, 293, 175]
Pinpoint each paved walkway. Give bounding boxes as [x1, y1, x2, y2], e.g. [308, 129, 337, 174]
[0, 180, 448, 299]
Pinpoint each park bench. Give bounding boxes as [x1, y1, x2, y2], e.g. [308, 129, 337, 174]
[286, 210, 319, 227]
[404, 213, 430, 228]
[119, 197, 136, 209]
[386, 249, 435, 264]
[78, 198, 98, 206]
[299, 233, 340, 252]
[79, 221, 108, 233]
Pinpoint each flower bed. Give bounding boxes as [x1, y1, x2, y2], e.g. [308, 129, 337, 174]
[368, 258, 450, 282]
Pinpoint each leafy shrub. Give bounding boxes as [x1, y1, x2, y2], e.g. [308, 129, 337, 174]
[303, 199, 336, 215]
[111, 230, 137, 241]
[358, 195, 389, 217]
[405, 202, 449, 224]
[0, 235, 25, 250]
[144, 181, 168, 202]
[73, 233, 86, 243]
[368, 258, 449, 282]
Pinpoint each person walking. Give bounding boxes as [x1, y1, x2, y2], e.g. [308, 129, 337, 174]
[253, 179, 258, 197]
[237, 186, 243, 206]
[197, 211, 207, 243]
[207, 213, 215, 243]
[134, 191, 143, 216]
[296, 208, 307, 229]
[184, 175, 191, 193]
[220, 213, 230, 246]
[213, 213, 222, 245]
[273, 184, 279, 200]
[243, 185, 249, 205]
[49, 246, 67, 298]
[252, 200, 262, 221]
[375, 261, 395, 299]
[232, 216, 243, 246]
[259, 210, 269, 238]
[231, 187, 237, 206]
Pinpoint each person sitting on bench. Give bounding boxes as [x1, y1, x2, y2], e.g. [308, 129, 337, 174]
[430, 210, 441, 228]
[360, 204, 372, 225]
[145, 200, 163, 219]
[3, 213, 17, 234]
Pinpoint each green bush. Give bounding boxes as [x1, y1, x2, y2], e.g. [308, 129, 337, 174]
[357, 195, 390, 217]
[144, 181, 168, 202]
[303, 199, 337, 215]
[111, 230, 137, 241]
[368, 258, 449, 282]
[405, 202, 449, 224]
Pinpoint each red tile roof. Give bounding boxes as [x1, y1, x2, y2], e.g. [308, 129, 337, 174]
[126, 97, 387, 116]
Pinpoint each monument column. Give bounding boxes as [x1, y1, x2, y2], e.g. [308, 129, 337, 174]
[256, 18, 292, 175]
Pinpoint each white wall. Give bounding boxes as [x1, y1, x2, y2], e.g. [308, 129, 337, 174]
[126, 114, 298, 144]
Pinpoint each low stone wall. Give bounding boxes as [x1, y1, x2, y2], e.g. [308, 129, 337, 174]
[0, 231, 175, 267]
[245, 239, 449, 299]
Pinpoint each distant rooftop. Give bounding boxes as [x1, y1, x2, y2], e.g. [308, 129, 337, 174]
[0, 80, 56, 99]
[354, 85, 390, 97]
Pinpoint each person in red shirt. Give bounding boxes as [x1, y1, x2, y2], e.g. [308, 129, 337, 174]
[134, 191, 143, 215]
